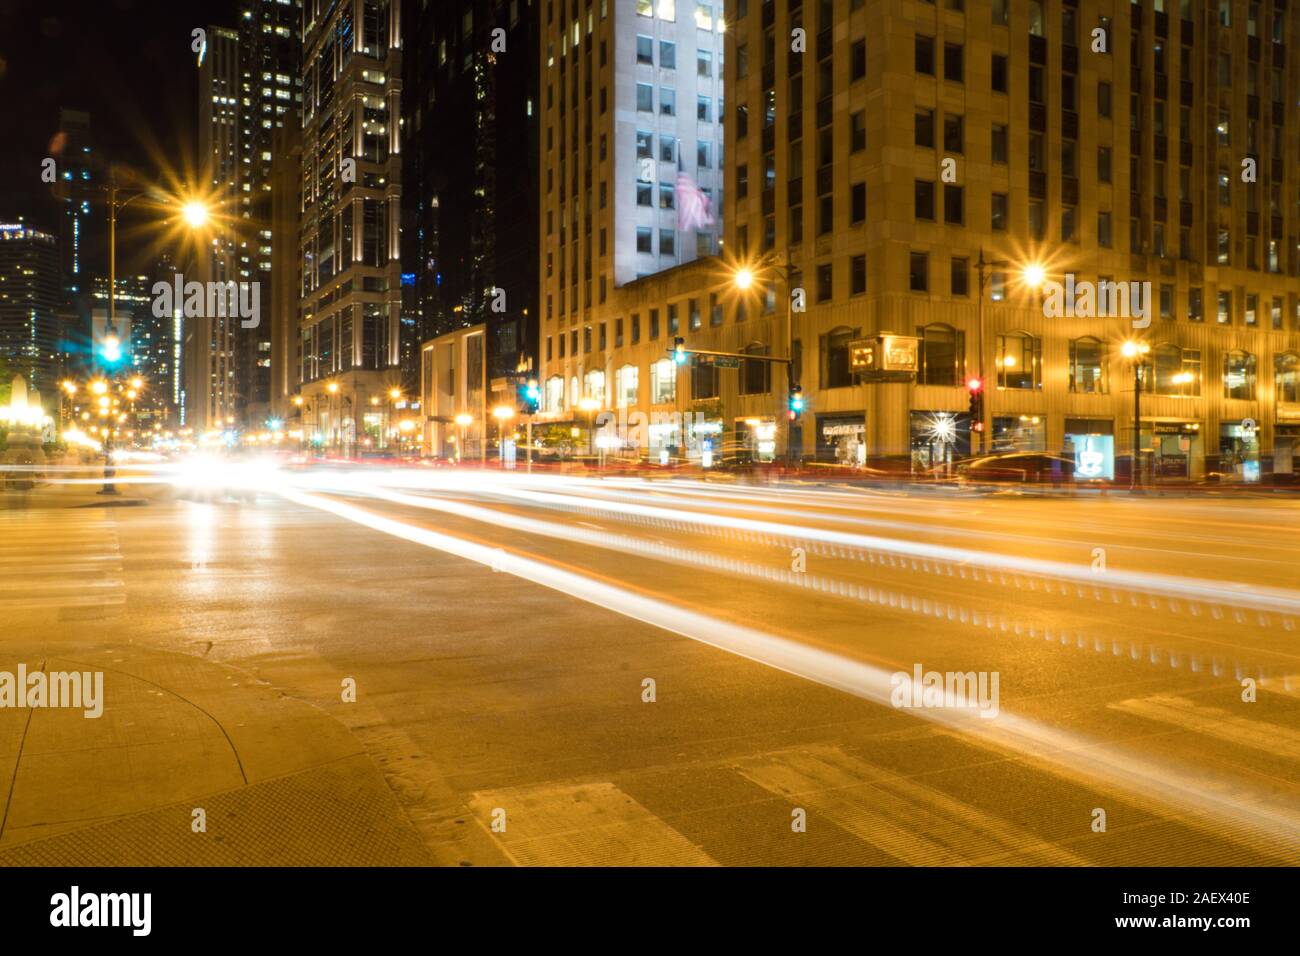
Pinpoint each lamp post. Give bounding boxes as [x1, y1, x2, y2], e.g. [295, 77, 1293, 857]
[492, 405, 515, 466]
[733, 248, 797, 466]
[1122, 340, 1150, 492]
[454, 413, 473, 463]
[577, 397, 600, 465]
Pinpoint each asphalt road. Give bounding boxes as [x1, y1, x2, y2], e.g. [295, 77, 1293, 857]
[9, 466, 1300, 866]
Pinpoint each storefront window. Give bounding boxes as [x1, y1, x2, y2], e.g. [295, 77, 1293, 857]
[1068, 337, 1108, 393]
[817, 415, 866, 464]
[1219, 421, 1260, 481]
[544, 375, 565, 412]
[1223, 350, 1256, 400]
[1064, 419, 1115, 480]
[992, 415, 1046, 452]
[583, 369, 606, 404]
[910, 411, 969, 471]
[996, 332, 1042, 389]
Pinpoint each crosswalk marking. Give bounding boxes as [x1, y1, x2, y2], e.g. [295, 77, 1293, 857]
[733, 744, 1088, 866]
[469, 781, 718, 866]
[0, 513, 124, 612]
[1110, 694, 1300, 762]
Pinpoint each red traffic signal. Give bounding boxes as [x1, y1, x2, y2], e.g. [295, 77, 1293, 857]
[966, 377, 984, 393]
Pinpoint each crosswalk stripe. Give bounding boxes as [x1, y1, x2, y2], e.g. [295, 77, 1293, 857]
[733, 744, 1088, 866]
[469, 781, 718, 867]
[1110, 694, 1300, 762]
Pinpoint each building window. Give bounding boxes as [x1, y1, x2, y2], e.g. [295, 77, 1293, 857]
[851, 40, 866, 80]
[1224, 351, 1257, 400]
[636, 226, 653, 253]
[944, 185, 964, 225]
[943, 42, 964, 82]
[991, 192, 1008, 230]
[661, 39, 676, 69]
[917, 323, 964, 386]
[739, 343, 772, 395]
[821, 326, 858, 389]
[1098, 211, 1112, 248]
[850, 111, 866, 152]
[914, 179, 935, 220]
[950, 256, 969, 296]
[651, 358, 676, 404]
[914, 108, 935, 148]
[1217, 290, 1232, 324]
[637, 35, 654, 64]
[992, 53, 1008, 93]
[997, 331, 1042, 389]
[915, 35, 935, 75]
[615, 364, 639, 408]
[1068, 337, 1108, 393]
[943, 114, 964, 153]
[992, 124, 1008, 163]
[1276, 352, 1300, 404]
[851, 182, 866, 224]
[909, 252, 929, 292]
[850, 255, 866, 295]
[816, 263, 833, 302]
[637, 83, 653, 111]
[1151, 344, 1201, 396]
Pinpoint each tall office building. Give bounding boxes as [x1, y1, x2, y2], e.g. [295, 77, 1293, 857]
[535, 0, 1300, 482]
[191, 25, 242, 432]
[402, 0, 540, 388]
[269, 114, 302, 422]
[237, 0, 304, 425]
[189, 8, 303, 433]
[297, 0, 403, 454]
[0, 221, 61, 394]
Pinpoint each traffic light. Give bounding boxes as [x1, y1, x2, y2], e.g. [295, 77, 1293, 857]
[673, 337, 687, 365]
[788, 385, 805, 421]
[966, 377, 984, 431]
[99, 334, 124, 368]
[520, 378, 541, 414]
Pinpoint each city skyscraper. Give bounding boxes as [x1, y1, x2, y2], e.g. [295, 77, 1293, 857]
[0, 221, 62, 395]
[237, 0, 304, 426]
[296, 0, 403, 454]
[191, 24, 242, 432]
[401, 0, 540, 387]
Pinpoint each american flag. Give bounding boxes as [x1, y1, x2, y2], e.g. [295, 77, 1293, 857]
[675, 158, 714, 232]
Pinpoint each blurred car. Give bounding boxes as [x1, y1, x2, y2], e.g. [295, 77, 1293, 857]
[956, 452, 1076, 484]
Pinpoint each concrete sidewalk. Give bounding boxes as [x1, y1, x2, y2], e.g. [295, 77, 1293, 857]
[0, 641, 433, 866]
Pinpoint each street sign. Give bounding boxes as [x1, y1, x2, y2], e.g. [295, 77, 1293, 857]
[694, 354, 740, 369]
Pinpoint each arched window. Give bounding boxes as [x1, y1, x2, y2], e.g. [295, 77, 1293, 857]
[996, 331, 1041, 389]
[1224, 350, 1257, 400]
[650, 359, 677, 404]
[583, 369, 606, 404]
[740, 342, 771, 395]
[615, 364, 638, 408]
[916, 323, 965, 386]
[1068, 337, 1108, 393]
[1150, 344, 1201, 396]
[1275, 352, 1300, 404]
[544, 375, 565, 413]
[820, 326, 858, 390]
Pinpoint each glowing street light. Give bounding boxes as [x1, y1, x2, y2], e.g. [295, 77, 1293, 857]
[182, 201, 210, 229]
[733, 266, 755, 290]
[1022, 263, 1047, 288]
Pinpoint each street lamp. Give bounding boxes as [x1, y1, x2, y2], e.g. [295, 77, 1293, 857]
[1122, 339, 1151, 492]
[326, 382, 340, 455]
[182, 201, 210, 229]
[492, 405, 515, 465]
[454, 412, 473, 463]
[577, 396, 600, 464]
[732, 250, 797, 466]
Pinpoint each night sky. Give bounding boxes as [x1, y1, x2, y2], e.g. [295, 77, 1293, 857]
[0, 0, 236, 268]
